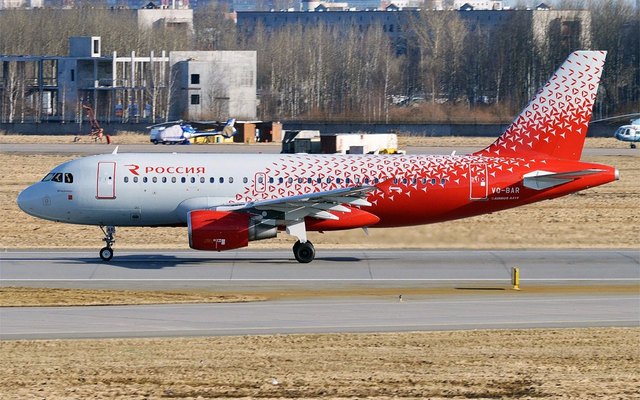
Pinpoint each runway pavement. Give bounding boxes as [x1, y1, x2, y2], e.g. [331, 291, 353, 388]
[1, 249, 638, 339]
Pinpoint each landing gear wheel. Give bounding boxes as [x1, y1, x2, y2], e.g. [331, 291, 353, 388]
[293, 241, 315, 263]
[99, 225, 116, 262]
[99, 246, 113, 261]
[631, 143, 636, 149]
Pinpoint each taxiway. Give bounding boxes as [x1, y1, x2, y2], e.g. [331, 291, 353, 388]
[1, 142, 637, 156]
[1, 249, 638, 339]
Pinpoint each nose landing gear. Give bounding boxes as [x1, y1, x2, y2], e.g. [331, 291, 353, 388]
[99, 225, 116, 261]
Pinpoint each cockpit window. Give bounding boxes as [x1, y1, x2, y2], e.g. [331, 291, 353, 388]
[41, 172, 73, 183]
[41, 173, 55, 182]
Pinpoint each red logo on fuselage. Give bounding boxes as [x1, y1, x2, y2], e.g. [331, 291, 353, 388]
[144, 166, 206, 174]
[124, 164, 206, 175]
[125, 164, 140, 175]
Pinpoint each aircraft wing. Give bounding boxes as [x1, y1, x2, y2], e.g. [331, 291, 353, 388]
[233, 185, 376, 221]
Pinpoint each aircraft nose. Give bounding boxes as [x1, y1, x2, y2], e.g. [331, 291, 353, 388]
[17, 185, 45, 217]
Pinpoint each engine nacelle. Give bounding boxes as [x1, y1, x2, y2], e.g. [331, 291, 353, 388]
[188, 210, 277, 251]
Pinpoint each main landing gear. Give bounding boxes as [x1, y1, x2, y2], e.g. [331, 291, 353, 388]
[293, 240, 315, 263]
[99, 225, 116, 261]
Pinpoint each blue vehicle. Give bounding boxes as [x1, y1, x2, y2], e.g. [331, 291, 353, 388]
[613, 118, 640, 149]
[149, 119, 236, 145]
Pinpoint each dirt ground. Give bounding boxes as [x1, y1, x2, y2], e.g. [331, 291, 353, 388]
[0, 287, 265, 307]
[0, 328, 638, 399]
[0, 151, 637, 250]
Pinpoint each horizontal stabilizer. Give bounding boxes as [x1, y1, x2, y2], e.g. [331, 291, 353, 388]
[523, 169, 605, 190]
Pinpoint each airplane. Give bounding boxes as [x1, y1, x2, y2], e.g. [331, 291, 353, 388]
[149, 118, 237, 144]
[17, 51, 619, 263]
[613, 118, 640, 148]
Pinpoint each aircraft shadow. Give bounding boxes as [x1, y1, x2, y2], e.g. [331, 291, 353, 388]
[64, 254, 362, 269]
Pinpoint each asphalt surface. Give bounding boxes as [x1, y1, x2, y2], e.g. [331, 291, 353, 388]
[1, 295, 636, 340]
[1, 142, 637, 156]
[1, 249, 638, 339]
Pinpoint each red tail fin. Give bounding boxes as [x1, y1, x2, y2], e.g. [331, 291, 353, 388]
[476, 51, 606, 160]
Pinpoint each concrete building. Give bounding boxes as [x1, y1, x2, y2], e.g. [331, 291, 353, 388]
[169, 51, 257, 120]
[137, 6, 194, 32]
[0, 37, 256, 123]
[453, 0, 503, 10]
[236, 8, 591, 53]
[0, 0, 42, 7]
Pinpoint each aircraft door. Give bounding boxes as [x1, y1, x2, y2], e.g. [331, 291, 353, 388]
[254, 172, 266, 193]
[96, 162, 116, 199]
[469, 162, 488, 200]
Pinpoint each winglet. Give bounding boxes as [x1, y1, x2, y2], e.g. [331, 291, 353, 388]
[476, 51, 607, 160]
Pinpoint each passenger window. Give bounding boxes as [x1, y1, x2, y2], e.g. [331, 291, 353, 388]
[200, 177, 205, 183]
[317, 178, 322, 184]
[191, 177, 196, 183]
[279, 177, 284, 184]
[307, 177, 312, 184]
[345, 178, 351, 184]
[210, 177, 215, 183]
[172, 177, 177, 183]
[229, 177, 234, 184]
[258, 177, 264, 184]
[152, 177, 157, 183]
[269, 177, 274, 184]
[402, 178, 407, 184]
[124, 177, 129, 183]
[431, 178, 437, 185]
[133, 177, 139, 183]
[181, 177, 186, 183]
[364, 178, 370, 184]
[336, 178, 342, 184]
[64, 173, 73, 183]
[143, 177, 148, 183]
[441, 178, 447, 185]
[162, 177, 167, 183]
[219, 177, 224, 183]
[393, 178, 398, 184]
[243, 177, 248, 184]
[374, 178, 379, 184]
[287, 177, 293, 184]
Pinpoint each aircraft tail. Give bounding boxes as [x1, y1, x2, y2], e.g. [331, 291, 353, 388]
[476, 51, 606, 160]
[222, 118, 237, 138]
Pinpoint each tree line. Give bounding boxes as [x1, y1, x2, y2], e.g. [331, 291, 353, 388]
[0, 1, 637, 123]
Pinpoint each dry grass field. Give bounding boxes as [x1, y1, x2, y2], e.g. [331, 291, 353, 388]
[1, 328, 638, 399]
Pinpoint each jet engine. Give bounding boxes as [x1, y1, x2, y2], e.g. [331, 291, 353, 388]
[188, 210, 277, 251]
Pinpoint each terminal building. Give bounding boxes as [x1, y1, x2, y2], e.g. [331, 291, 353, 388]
[0, 37, 257, 124]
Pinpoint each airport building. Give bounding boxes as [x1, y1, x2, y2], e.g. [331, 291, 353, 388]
[236, 8, 591, 53]
[0, 37, 257, 124]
